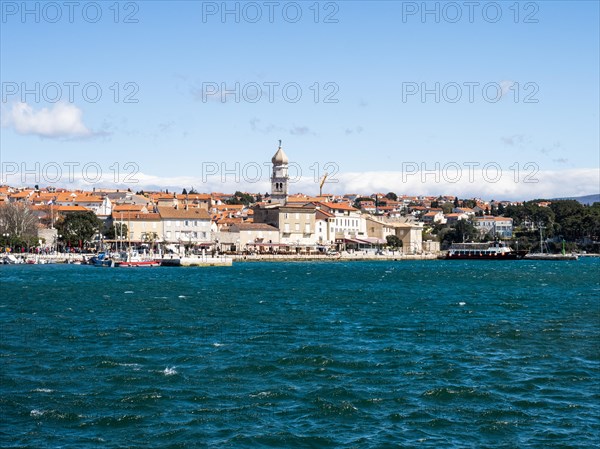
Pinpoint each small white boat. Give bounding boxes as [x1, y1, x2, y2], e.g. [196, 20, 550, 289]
[118, 250, 160, 267]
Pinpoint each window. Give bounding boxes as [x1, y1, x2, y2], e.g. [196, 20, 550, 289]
[184, 220, 189, 227]
[295, 223, 300, 231]
[152, 222, 157, 229]
[295, 213, 300, 219]
[166, 231, 171, 239]
[176, 221, 180, 227]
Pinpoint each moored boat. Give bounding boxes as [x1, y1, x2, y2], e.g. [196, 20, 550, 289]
[119, 260, 161, 267]
[524, 253, 578, 260]
[524, 228, 578, 260]
[446, 242, 523, 260]
[90, 252, 119, 267]
[118, 250, 160, 267]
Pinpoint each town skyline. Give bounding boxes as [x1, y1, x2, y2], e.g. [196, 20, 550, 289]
[1, 138, 598, 203]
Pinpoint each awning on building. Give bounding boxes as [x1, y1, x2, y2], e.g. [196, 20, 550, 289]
[357, 237, 386, 245]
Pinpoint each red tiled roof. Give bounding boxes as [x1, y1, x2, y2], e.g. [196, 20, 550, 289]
[158, 206, 211, 220]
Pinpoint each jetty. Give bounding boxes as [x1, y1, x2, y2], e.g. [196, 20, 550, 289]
[159, 255, 233, 267]
[232, 253, 438, 262]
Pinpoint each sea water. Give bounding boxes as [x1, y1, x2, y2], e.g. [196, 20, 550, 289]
[1, 259, 599, 448]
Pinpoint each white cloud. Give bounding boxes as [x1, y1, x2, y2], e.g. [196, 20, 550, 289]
[329, 168, 599, 200]
[2, 102, 94, 139]
[15, 166, 597, 202]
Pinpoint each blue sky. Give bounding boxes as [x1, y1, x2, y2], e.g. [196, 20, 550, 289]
[1, 1, 599, 199]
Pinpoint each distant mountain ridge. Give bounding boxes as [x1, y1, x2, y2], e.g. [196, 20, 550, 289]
[552, 194, 600, 205]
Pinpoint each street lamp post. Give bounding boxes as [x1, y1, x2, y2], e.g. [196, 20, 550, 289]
[2, 233, 9, 252]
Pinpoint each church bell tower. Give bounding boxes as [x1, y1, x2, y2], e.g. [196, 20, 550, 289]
[270, 140, 289, 205]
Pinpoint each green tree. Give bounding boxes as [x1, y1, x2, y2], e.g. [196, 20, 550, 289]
[385, 192, 398, 201]
[353, 197, 373, 209]
[504, 204, 527, 225]
[386, 235, 403, 249]
[442, 219, 479, 245]
[226, 191, 255, 206]
[549, 200, 584, 221]
[441, 203, 454, 214]
[142, 232, 159, 250]
[57, 211, 103, 246]
[463, 199, 477, 209]
[226, 197, 243, 205]
[582, 204, 600, 240]
[530, 207, 555, 233]
[104, 223, 128, 240]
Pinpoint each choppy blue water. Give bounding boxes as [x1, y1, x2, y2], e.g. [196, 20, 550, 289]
[1, 260, 599, 448]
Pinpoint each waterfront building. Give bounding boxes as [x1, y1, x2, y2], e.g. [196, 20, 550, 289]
[315, 207, 336, 245]
[158, 206, 213, 246]
[218, 223, 280, 252]
[254, 203, 318, 246]
[112, 211, 162, 244]
[317, 202, 367, 239]
[365, 215, 425, 253]
[474, 216, 514, 239]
